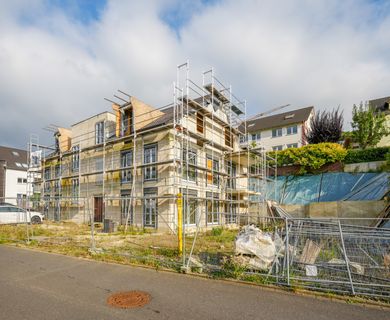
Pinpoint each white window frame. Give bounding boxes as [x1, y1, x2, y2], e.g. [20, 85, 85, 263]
[272, 145, 283, 151]
[286, 125, 298, 135]
[272, 128, 283, 138]
[144, 144, 157, 181]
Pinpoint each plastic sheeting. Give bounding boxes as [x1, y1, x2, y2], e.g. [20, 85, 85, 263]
[267, 172, 389, 205]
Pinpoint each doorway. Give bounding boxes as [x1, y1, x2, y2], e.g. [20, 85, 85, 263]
[94, 196, 103, 222]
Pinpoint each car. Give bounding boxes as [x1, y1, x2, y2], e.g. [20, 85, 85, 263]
[0, 205, 44, 224]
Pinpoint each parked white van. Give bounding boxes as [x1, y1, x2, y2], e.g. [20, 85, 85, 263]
[0, 205, 44, 224]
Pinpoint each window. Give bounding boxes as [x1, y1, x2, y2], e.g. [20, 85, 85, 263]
[95, 157, 103, 185]
[206, 192, 219, 224]
[44, 181, 51, 193]
[12, 151, 20, 156]
[182, 148, 196, 182]
[239, 134, 247, 144]
[18, 178, 27, 184]
[53, 180, 60, 194]
[15, 162, 22, 168]
[182, 189, 198, 225]
[226, 161, 237, 189]
[287, 125, 298, 135]
[206, 156, 220, 186]
[143, 188, 157, 227]
[95, 121, 105, 144]
[121, 108, 133, 136]
[251, 133, 261, 141]
[121, 191, 133, 225]
[272, 128, 282, 137]
[287, 143, 298, 149]
[272, 145, 283, 151]
[196, 112, 204, 134]
[72, 145, 80, 172]
[225, 128, 233, 147]
[55, 164, 61, 178]
[144, 144, 157, 181]
[121, 150, 133, 183]
[225, 194, 237, 224]
[44, 167, 51, 180]
[71, 178, 79, 202]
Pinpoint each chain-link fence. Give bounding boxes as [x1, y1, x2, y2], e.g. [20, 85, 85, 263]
[1, 196, 389, 300]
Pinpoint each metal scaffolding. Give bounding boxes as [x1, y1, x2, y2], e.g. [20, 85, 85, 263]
[26, 63, 277, 240]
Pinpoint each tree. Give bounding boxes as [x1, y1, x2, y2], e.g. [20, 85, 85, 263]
[307, 108, 343, 144]
[351, 102, 389, 149]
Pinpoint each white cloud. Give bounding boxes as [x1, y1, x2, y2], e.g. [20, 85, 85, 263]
[0, 0, 389, 148]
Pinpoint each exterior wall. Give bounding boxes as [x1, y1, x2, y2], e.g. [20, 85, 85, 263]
[377, 114, 390, 147]
[344, 161, 386, 173]
[72, 112, 116, 150]
[250, 122, 305, 151]
[4, 169, 28, 205]
[280, 200, 385, 226]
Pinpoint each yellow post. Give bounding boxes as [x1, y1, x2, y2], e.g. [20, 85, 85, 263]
[177, 193, 183, 256]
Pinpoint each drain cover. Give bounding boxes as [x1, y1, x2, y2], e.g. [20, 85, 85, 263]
[107, 291, 151, 309]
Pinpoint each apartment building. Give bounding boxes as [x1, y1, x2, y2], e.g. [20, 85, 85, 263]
[0, 145, 30, 205]
[41, 88, 266, 230]
[242, 106, 314, 151]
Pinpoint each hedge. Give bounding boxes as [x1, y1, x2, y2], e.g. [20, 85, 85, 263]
[268, 143, 347, 174]
[344, 147, 390, 164]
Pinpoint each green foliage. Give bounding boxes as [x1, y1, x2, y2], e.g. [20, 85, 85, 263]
[211, 227, 224, 236]
[344, 147, 390, 164]
[269, 143, 347, 173]
[386, 151, 390, 165]
[213, 256, 247, 279]
[351, 102, 390, 149]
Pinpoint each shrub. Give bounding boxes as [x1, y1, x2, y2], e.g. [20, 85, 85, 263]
[268, 143, 347, 174]
[344, 147, 390, 164]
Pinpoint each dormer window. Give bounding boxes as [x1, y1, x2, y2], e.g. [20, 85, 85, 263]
[284, 114, 295, 119]
[121, 108, 133, 136]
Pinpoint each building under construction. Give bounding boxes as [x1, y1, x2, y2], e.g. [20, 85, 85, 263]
[30, 64, 276, 231]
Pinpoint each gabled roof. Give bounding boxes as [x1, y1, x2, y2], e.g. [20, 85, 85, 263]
[0, 145, 28, 171]
[243, 106, 314, 132]
[369, 96, 390, 113]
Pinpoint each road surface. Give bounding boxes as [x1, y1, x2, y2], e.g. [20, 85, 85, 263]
[0, 245, 388, 320]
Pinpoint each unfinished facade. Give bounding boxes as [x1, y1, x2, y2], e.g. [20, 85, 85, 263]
[36, 65, 273, 231]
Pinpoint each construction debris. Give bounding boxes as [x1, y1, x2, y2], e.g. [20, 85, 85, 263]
[235, 225, 276, 270]
[299, 239, 321, 265]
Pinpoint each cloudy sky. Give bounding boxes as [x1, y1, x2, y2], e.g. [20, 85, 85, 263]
[1, 0, 389, 149]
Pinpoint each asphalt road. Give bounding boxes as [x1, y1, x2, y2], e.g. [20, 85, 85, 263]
[0, 246, 388, 320]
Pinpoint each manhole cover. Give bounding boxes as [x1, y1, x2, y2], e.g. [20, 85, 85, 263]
[107, 291, 151, 309]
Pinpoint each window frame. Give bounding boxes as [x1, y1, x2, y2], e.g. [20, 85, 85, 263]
[144, 144, 157, 181]
[286, 125, 298, 135]
[95, 121, 105, 145]
[143, 188, 157, 228]
[121, 150, 133, 184]
[272, 128, 283, 138]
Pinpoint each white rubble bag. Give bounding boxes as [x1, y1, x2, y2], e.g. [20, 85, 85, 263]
[235, 225, 276, 271]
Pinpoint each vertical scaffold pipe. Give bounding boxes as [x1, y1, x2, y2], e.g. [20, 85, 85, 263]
[177, 193, 183, 256]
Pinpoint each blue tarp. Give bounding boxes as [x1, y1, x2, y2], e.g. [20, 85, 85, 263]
[267, 172, 389, 205]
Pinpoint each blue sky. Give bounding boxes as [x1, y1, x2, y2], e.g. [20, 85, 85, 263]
[1, 0, 390, 148]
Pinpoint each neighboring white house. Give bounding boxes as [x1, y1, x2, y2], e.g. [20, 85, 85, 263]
[242, 106, 314, 151]
[370, 96, 390, 147]
[0, 146, 29, 205]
